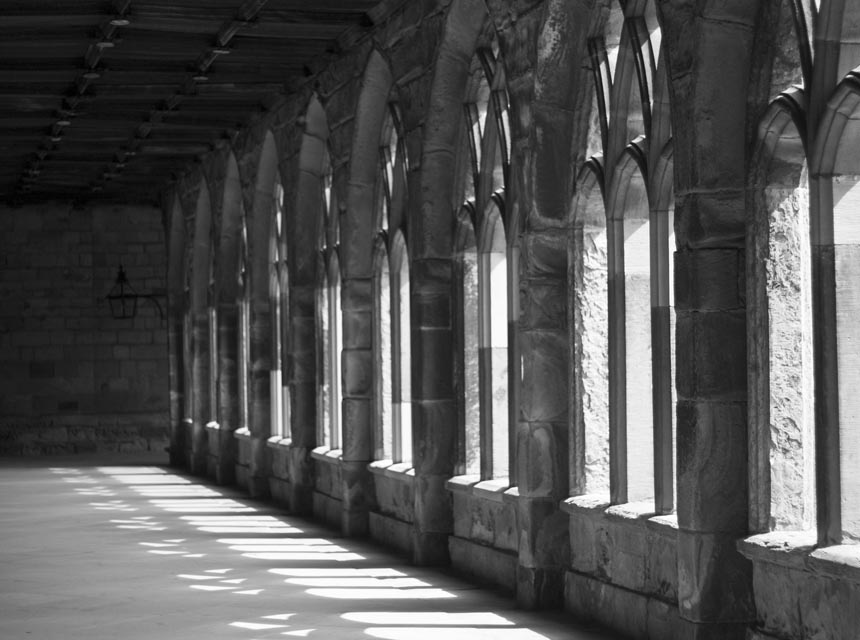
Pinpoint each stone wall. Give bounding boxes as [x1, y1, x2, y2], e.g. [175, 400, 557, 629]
[0, 201, 169, 455]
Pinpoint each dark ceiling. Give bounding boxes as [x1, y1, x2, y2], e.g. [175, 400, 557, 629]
[0, 0, 389, 204]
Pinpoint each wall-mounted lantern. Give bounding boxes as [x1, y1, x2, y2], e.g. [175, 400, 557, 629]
[106, 265, 164, 320]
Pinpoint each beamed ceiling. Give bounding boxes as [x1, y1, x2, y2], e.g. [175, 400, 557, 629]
[0, 0, 392, 204]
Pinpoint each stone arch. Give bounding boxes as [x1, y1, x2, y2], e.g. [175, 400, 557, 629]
[343, 49, 393, 279]
[810, 1, 860, 126]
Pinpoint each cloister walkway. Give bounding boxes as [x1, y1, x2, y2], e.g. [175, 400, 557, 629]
[0, 454, 617, 640]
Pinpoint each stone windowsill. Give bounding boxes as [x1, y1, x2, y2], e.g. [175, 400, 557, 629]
[205, 421, 220, 431]
[445, 474, 517, 504]
[368, 459, 415, 484]
[561, 494, 679, 534]
[234, 427, 251, 441]
[310, 446, 342, 464]
[266, 435, 292, 450]
[738, 531, 860, 583]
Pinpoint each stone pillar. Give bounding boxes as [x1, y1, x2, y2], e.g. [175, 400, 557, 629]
[289, 282, 318, 514]
[247, 298, 272, 497]
[408, 0, 487, 564]
[167, 311, 186, 466]
[189, 310, 210, 474]
[340, 276, 373, 536]
[516, 226, 570, 609]
[658, 3, 758, 636]
[411, 257, 456, 565]
[215, 302, 239, 485]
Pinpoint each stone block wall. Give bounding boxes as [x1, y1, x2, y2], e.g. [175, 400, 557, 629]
[0, 201, 168, 455]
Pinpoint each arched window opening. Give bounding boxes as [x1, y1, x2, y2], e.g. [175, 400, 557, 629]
[820, 82, 860, 542]
[746, 94, 816, 533]
[585, 4, 624, 159]
[182, 282, 193, 435]
[208, 250, 218, 428]
[238, 219, 251, 435]
[376, 106, 408, 234]
[316, 152, 340, 452]
[480, 202, 510, 480]
[391, 232, 412, 464]
[317, 265, 331, 449]
[572, 0, 673, 510]
[455, 207, 481, 476]
[476, 48, 510, 199]
[454, 40, 513, 484]
[269, 178, 286, 439]
[372, 239, 393, 460]
[651, 143, 676, 515]
[328, 254, 343, 451]
[372, 102, 410, 465]
[608, 149, 653, 505]
[570, 165, 611, 496]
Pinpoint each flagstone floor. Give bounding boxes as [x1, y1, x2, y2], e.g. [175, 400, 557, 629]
[0, 454, 619, 640]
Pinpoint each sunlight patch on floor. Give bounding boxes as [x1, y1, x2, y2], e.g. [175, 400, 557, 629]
[306, 587, 455, 600]
[363, 628, 557, 639]
[149, 498, 257, 513]
[343, 612, 514, 626]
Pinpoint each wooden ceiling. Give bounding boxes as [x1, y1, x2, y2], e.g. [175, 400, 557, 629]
[0, 0, 389, 204]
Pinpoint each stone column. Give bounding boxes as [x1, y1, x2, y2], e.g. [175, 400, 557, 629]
[215, 302, 239, 485]
[340, 276, 374, 536]
[189, 310, 210, 474]
[658, 2, 758, 636]
[516, 225, 570, 609]
[408, 0, 487, 564]
[411, 256, 456, 565]
[289, 282, 317, 514]
[246, 297, 272, 497]
[167, 310, 186, 466]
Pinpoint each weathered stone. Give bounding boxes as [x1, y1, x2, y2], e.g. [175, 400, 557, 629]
[676, 400, 748, 532]
[677, 530, 754, 623]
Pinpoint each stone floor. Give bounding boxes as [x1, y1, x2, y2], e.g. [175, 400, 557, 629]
[0, 454, 619, 640]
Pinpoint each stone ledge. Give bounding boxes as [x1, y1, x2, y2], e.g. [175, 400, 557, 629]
[368, 459, 415, 484]
[266, 435, 293, 450]
[310, 446, 342, 463]
[233, 427, 251, 441]
[445, 475, 518, 503]
[445, 473, 480, 493]
[562, 494, 679, 534]
[739, 531, 860, 583]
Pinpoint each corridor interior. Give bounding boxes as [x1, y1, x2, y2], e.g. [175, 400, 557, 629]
[0, 454, 613, 640]
[5, 2, 860, 640]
